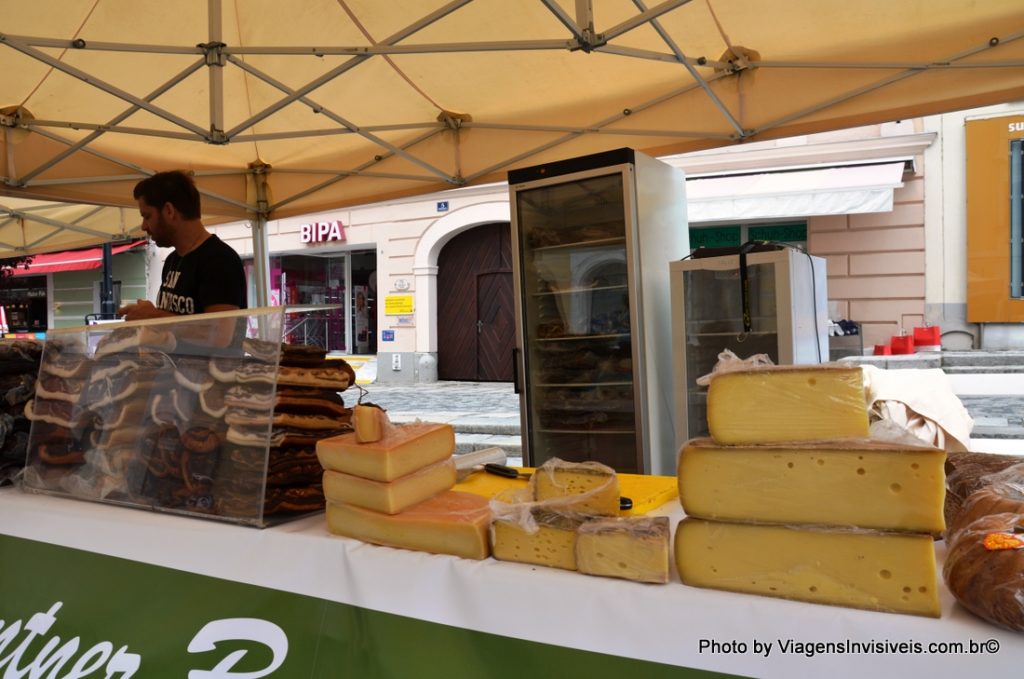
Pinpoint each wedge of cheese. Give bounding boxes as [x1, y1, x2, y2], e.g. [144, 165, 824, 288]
[491, 510, 587, 571]
[576, 516, 670, 584]
[533, 461, 620, 516]
[678, 439, 946, 533]
[707, 365, 869, 445]
[316, 422, 454, 482]
[675, 518, 940, 617]
[323, 458, 456, 514]
[353, 403, 389, 443]
[325, 491, 490, 560]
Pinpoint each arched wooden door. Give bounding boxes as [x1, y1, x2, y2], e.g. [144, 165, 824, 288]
[437, 222, 514, 381]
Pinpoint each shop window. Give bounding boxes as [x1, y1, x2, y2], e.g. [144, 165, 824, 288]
[1011, 138, 1023, 298]
[688, 222, 807, 251]
[0, 275, 48, 332]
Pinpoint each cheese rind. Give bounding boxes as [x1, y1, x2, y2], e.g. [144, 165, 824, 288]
[316, 422, 454, 481]
[707, 366, 869, 444]
[533, 461, 620, 516]
[325, 491, 490, 560]
[678, 439, 946, 533]
[491, 510, 586, 570]
[675, 518, 940, 617]
[322, 458, 456, 514]
[576, 516, 670, 584]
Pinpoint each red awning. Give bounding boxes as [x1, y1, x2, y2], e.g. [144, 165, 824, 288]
[12, 240, 147, 276]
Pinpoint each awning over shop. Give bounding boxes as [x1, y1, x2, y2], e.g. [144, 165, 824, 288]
[684, 162, 907, 223]
[12, 239, 147, 276]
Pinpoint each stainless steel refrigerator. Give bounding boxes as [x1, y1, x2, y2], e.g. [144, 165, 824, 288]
[509, 149, 688, 474]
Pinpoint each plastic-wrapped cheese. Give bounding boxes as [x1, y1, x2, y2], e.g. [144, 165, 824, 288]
[317, 422, 454, 482]
[532, 459, 620, 516]
[322, 458, 456, 514]
[325, 491, 490, 560]
[576, 516, 670, 583]
[707, 365, 869, 445]
[675, 518, 940, 617]
[678, 438, 946, 533]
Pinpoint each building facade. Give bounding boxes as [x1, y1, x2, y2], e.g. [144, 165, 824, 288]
[159, 103, 1024, 383]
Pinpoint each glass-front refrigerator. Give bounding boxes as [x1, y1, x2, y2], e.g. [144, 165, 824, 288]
[509, 149, 687, 474]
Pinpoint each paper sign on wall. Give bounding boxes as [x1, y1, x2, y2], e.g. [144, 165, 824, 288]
[384, 295, 414, 315]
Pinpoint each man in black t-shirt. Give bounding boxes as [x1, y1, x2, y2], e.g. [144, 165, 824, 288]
[118, 171, 247, 320]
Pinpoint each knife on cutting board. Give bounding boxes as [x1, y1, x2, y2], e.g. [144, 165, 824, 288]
[453, 447, 508, 481]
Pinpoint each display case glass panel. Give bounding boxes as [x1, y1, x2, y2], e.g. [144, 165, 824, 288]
[22, 307, 354, 526]
[515, 172, 641, 471]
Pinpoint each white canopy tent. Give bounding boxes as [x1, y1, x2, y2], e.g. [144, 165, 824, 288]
[3, 0, 1024, 301]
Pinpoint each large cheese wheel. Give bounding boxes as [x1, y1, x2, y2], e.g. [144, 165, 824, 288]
[943, 481, 1024, 631]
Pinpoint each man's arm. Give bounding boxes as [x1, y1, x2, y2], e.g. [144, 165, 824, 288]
[118, 299, 175, 321]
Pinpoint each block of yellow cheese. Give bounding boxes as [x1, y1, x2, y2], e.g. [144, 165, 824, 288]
[316, 422, 454, 482]
[491, 510, 587, 571]
[325, 490, 490, 560]
[678, 439, 946, 533]
[576, 516, 670, 584]
[707, 365, 869, 445]
[675, 518, 940, 617]
[353, 403, 389, 443]
[323, 458, 456, 514]
[533, 460, 620, 516]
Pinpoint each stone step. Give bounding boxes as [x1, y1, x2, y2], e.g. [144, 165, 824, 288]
[943, 365, 1024, 374]
[941, 350, 1024, 367]
[455, 433, 522, 456]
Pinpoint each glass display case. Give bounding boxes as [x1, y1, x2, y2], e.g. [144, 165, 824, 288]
[509, 149, 688, 474]
[669, 247, 828, 444]
[21, 306, 356, 527]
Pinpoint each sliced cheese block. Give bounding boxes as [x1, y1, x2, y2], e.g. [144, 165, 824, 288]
[576, 516, 670, 584]
[353, 404, 389, 443]
[322, 458, 456, 514]
[707, 365, 869, 444]
[316, 422, 454, 482]
[533, 461, 620, 516]
[325, 491, 490, 560]
[491, 510, 587, 571]
[678, 439, 946, 533]
[675, 518, 940, 617]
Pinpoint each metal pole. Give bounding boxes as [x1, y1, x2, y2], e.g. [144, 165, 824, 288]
[100, 242, 115, 318]
[1011, 139, 1022, 298]
[250, 164, 272, 308]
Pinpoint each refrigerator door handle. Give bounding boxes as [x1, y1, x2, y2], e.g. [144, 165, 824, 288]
[512, 347, 521, 394]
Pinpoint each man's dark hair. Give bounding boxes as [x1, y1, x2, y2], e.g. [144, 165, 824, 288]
[133, 170, 201, 219]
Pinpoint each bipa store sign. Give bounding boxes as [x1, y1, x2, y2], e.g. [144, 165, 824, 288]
[0, 602, 288, 678]
[300, 220, 346, 244]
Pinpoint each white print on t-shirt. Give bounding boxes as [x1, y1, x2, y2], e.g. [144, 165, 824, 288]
[159, 266, 194, 314]
[158, 290, 195, 314]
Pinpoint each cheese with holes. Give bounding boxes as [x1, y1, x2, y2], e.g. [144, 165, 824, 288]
[533, 463, 620, 516]
[675, 518, 940, 617]
[323, 458, 456, 514]
[325, 491, 490, 560]
[576, 516, 670, 583]
[707, 366, 869, 444]
[491, 510, 587, 571]
[678, 439, 946, 533]
[316, 422, 454, 482]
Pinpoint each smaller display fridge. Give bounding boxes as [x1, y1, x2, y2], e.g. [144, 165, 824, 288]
[509, 149, 688, 475]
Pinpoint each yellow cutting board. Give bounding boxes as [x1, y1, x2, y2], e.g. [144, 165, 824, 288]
[453, 467, 678, 516]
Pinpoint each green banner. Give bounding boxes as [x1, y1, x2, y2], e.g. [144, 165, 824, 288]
[0, 535, 738, 678]
[748, 223, 807, 244]
[688, 226, 741, 249]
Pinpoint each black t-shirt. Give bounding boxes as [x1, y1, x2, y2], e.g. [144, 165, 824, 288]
[156, 235, 247, 315]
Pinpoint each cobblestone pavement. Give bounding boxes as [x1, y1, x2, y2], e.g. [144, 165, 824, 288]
[959, 395, 1024, 439]
[357, 381, 520, 415]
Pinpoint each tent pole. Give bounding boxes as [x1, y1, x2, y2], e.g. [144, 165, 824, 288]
[250, 166, 272, 309]
[207, 0, 225, 141]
